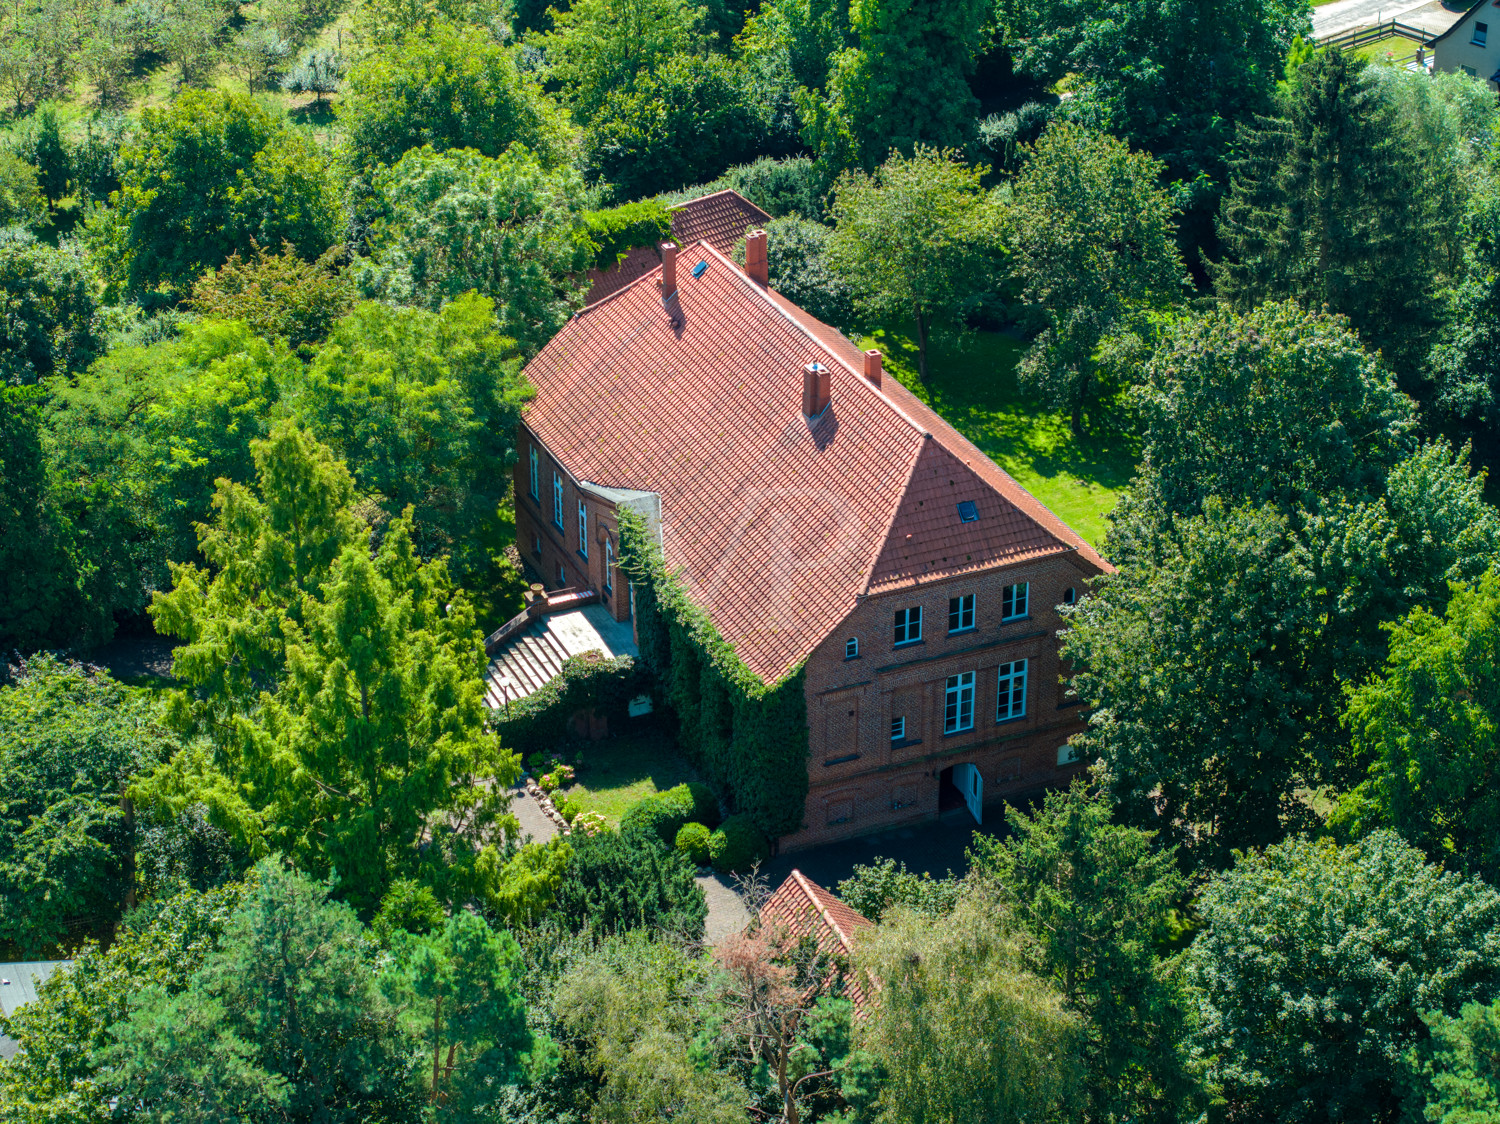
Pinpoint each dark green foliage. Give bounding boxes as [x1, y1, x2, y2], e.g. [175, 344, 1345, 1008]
[581, 198, 673, 271]
[548, 827, 707, 939]
[0, 152, 47, 228]
[105, 859, 422, 1122]
[1412, 1000, 1500, 1123]
[674, 821, 710, 865]
[372, 877, 445, 942]
[620, 791, 693, 846]
[490, 652, 649, 751]
[762, 216, 854, 330]
[0, 384, 98, 649]
[680, 781, 720, 827]
[835, 857, 960, 919]
[0, 879, 250, 1121]
[85, 89, 344, 305]
[1338, 572, 1500, 885]
[583, 54, 770, 199]
[706, 813, 768, 873]
[0, 228, 105, 383]
[188, 242, 354, 357]
[0, 656, 178, 954]
[620, 509, 810, 838]
[971, 782, 1196, 1122]
[338, 23, 568, 175]
[721, 156, 828, 220]
[1212, 48, 1441, 380]
[1186, 831, 1500, 1124]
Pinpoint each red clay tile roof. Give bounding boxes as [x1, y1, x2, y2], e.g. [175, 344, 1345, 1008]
[585, 191, 772, 305]
[760, 870, 873, 1011]
[521, 240, 1107, 683]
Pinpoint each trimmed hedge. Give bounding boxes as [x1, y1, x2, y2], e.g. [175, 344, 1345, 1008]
[708, 814, 770, 874]
[620, 782, 721, 845]
[580, 199, 672, 272]
[675, 821, 711, 866]
[618, 509, 810, 839]
[490, 651, 648, 751]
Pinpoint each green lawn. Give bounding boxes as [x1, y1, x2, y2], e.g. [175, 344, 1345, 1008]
[859, 326, 1138, 548]
[559, 729, 698, 826]
[1347, 38, 1420, 65]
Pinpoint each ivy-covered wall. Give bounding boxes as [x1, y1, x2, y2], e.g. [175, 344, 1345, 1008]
[619, 510, 810, 839]
[490, 651, 649, 750]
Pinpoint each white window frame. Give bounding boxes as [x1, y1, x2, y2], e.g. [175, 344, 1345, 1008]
[891, 716, 906, 742]
[997, 659, 1028, 722]
[603, 537, 614, 596]
[894, 606, 922, 646]
[845, 637, 859, 659]
[528, 446, 539, 500]
[948, 593, 975, 634]
[944, 671, 975, 734]
[1474, 20, 1488, 45]
[552, 472, 564, 530]
[577, 500, 588, 557]
[1002, 582, 1029, 621]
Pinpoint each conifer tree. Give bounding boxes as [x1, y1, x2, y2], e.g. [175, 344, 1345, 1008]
[1212, 47, 1436, 375]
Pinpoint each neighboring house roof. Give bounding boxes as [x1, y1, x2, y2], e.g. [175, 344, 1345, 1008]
[760, 870, 872, 1011]
[1427, 0, 1488, 44]
[522, 239, 1108, 683]
[584, 190, 773, 304]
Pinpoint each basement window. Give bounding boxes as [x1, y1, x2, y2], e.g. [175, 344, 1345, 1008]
[956, 500, 979, 523]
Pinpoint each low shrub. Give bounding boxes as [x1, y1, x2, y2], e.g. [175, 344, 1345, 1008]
[675, 822, 711, 866]
[678, 781, 721, 828]
[621, 792, 688, 845]
[547, 828, 707, 939]
[708, 814, 770, 874]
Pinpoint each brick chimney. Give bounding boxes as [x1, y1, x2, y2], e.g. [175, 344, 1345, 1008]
[745, 229, 768, 286]
[863, 348, 883, 387]
[661, 242, 678, 297]
[802, 362, 831, 418]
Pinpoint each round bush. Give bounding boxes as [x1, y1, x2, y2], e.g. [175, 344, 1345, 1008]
[675, 821, 711, 866]
[707, 814, 770, 874]
[620, 793, 685, 845]
[679, 781, 721, 828]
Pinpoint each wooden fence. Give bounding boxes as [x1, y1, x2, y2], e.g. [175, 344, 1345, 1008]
[1317, 19, 1435, 51]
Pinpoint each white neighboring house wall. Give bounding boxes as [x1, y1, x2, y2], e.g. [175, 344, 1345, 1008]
[1433, 0, 1500, 88]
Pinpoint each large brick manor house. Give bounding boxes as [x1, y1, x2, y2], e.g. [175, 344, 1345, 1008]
[508, 192, 1110, 849]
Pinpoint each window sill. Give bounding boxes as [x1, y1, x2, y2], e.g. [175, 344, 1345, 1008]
[996, 713, 1027, 726]
[947, 626, 976, 637]
[552, 522, 564, 533]
[844, 653, 861, 662]
[603, 586, 613, 599]
[893, 639, 925, 651]
[943, 726, 975, 738]
[1001, 614, 1031, 625]
[823, 753, 861, 767]
[1056, 698, 1083, 711]
[577, 550, 588, 563]
[890, 737, 923, 750]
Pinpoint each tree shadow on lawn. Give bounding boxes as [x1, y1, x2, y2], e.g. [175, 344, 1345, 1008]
[561, 723, 699, 825]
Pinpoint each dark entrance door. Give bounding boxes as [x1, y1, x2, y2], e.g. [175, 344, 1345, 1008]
[938, 765, 965, 813]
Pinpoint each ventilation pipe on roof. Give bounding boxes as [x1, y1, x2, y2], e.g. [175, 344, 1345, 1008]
[803, 362, 831, 419]
[661, 242, 678, 298]
[745, 229, 769, 286]
[863, 348, 883, 388]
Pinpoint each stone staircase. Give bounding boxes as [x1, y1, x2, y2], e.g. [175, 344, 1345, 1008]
[483, 618, 574, 708]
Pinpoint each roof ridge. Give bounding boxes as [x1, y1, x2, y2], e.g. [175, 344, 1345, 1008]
[791, 869, 856, 949]
[668, 187, 773, 221]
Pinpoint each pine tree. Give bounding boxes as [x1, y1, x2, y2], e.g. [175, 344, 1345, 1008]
[1212, 48, 1436, 375]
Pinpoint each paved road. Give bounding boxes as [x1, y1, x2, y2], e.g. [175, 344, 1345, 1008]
[1313, 0, 1466, 37]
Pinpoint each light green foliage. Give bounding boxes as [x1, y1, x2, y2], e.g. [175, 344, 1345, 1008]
[736, 0, 850, 95]
[835, 857, 959, 919]
[812, 0, 987, 169]
[42, 319, 297, 626]
[0, 385, 98, 648]
[1414, 1000, 1500, 1124]
[705, 813, 768, 874]
[390, 911, 535, 1113]
[140, 424, 518, 911]
[0, 656, 181, 954]
[0, 880, 249, 1123]
[718, 155, 827, 219]
[1067, 303, 1500, 862]
[827, 146, 1003, 380]
[552, 932, 748, 1124]
[548, 827, 706, 938]
[1213, 48, 1446, 379]
[0, 152, 48, 227]
[84, 89, 344, 305]
[1008, 124, 1183, 434]
[296, 293, 533, 587]
[1339, 572, 1500, 883]
[857, 889, 1081, 1124]
[582, 53, 767, 199]
[339, 22, 569, 175]
[360, 145, 589, 354]
[1186, 831, 1500, 1124]
[372, 876, 445, 942]
[189, 242, 355, 357]
[0, 230, 105, 383]
[105, 859, 420, 1122]
[478, 838, 572, 926]
[534, 0, 706, 122]
[357, 0, 514, 44]
[154, 0, 231, 85]
[580, 198, 673, 270]
[970, 782, 1195, 1122]
[674, 821, 710, 865]
[1000, 0, 1306, 189]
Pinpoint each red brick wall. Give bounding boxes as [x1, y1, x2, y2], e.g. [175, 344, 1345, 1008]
[514, 424, 630, 623]
[783, 553, 1099, 849]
